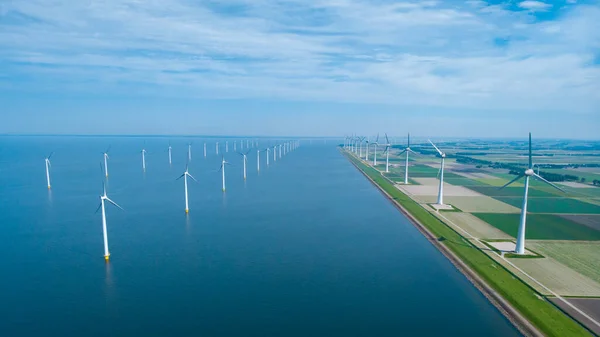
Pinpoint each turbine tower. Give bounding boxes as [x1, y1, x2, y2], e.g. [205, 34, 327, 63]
[429, 139, 446, 206]
[177, 164, 197, 214]
[383, 134, 392, 173]
[500, 133, 565, 254]
[372, 134, 379, 166]
[238, 150, 250, 180]
[257, 149, 261, 172]
[226, 141, 229, 153]
[216, 142, 219, 155]
[95, 182, 123, 262]
[204, 142, 207, 158]
[103, 146, 110, 177]
[168, 142, 172, 166]
[219, 157, 229, 192]
[398, 133, 417, 184]
[45, 152, 53, 189]
[234, 140, 237, 152]
[266, 147, 270, 166]
[188, 143, 192, 162]
[141, 148, 147, 172]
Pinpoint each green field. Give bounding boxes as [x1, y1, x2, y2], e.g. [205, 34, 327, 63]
[496, 197, 600, 214]
[344, 151, 593, 337]
[443, 177, 489, 187]
[473, 213, 600, 241]
[468, 186, 556, 198]
[529, 241, 600, 285]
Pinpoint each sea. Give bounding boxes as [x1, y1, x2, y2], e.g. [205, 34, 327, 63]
[0, 136, 521, 337]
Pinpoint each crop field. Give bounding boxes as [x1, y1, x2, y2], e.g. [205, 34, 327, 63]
[467, 185, 556, 198]
[473, 213, 600, 240]
[495, 197, 600, 214]
[529, 241, 600, 284]
[560, 215, 600, 231]
[510, 256, 600, 297]
[439, 212, 513, 239]
[443, 177, 489, 186]
[444, 196, 520, 213]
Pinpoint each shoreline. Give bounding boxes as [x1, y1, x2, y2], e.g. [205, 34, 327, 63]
[342, 149, 543, 337]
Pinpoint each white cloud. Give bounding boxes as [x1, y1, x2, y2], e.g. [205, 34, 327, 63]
[0, 0, 598, 115]
[518, 1, 552, 11]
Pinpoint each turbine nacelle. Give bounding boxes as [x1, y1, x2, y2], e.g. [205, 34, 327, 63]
[525, 168, 534, 176]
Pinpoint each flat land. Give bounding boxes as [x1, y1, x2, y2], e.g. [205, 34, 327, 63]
[473, 213, 600, 241]
[510, 257, 600, 297]
[400, 181, 482, 197]
[560, 215, 600, 232]
[550, 298, 600, 336]
[559, 181, 598, 189]
[444, 196, 521, 213]
[468, 185, 556, 198]
[529, 241, 600, 284]
[495, 197, 600, 214]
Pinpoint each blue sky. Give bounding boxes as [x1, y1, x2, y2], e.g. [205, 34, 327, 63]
[0, 0, 598, 138]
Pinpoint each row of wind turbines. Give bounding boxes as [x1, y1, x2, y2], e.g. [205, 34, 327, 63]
[44, 139, 300, 261]
[344, 132, 564, 255]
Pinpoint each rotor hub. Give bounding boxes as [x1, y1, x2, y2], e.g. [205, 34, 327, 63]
[525, 169, 534, 176]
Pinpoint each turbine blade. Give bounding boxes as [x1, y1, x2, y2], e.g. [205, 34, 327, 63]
[176, 173, 185, 180]
[95, 202, 102, 214]
[528, 132, 533, 169]
[408, 133, 410, 147]
[385, 133, 390, 144]
[187, 172, 198, 182]
[105, 198, 124, 211]
[533, 173, 566, 193]
[499, 175, 523, 190]
[428, 139, 443, 156]
[408, 149, 419, 155]
[48, 152, 54, 160]
[398, 149, 407, 155]
[106, 145, 111, 153]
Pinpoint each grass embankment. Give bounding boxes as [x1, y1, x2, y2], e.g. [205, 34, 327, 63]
[344, 151, 593, 337]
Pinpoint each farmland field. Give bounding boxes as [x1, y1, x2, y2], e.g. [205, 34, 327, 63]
[529, 241, 600, 284]
[444, 196, 520, 213]
[473, 213, 600, 241]
[560, 215, 600, 231]
[439, 212, 513, 239]
[495, 197, 600, 214]
[467, 186, 556, 198]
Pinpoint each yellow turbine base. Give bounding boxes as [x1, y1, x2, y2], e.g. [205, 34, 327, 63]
[222, 188, 226, 192]
[47, 185, 51, 189]
[185, 209, 189, 214]
[104, 254, 110, 261]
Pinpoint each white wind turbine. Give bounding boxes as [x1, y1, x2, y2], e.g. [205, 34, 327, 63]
[141, 148, 147, 172]
[372, 134, 379, 166]
[365, 137, 370, 161]
[500, 133, 565, 255]
[188, 142, 192, 162]
[102, 146, 111, 177]
[238, 150, 250, 180]
[398, 133, 418, 184]
[95, 182, 123, 262]
[273, 145, 277, 162]
[226, 141, 229, 153]
[428, 139, 447, 206]
[383, 134, 392, 173]
[177, 164, 198, 214]
[44, 152, 53, 189]
[257, 149, 261, 172]
[266, 147, 270, 166]
[216, 142, 219, 155]
[279, 144, 282, 159]
[234, 140, 237, 152]
[219, 156, 230, 192]
[204, 142, 207, 158]
[168, 142, 172, 166]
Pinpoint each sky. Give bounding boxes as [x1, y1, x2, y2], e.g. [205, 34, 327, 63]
[0, 0, 599, 138]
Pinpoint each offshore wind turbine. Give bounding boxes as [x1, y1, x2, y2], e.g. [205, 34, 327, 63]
[44, 152, 53, 189]
[383, 134, 392, 173]
[219, 157, 229, 192]
[238, 150, 250, 180]
[257, 149, 261, 172]
[168, 142, 172, 166]
[95, 182, 123, 262]
[273, 145, 277, 162]
[266, 147, 270, 166]
[500, 133, 565, 255]
[226, 141, 229, 153]
[398, 133, 418, 184]
[428, 139, 446, 206]
[177, 164, 197, 214]
[141, 148, 147, 172]
[103, 146, 110, 177]
[234, 140, 237, 152]
[216, 142, 219, 155]
[188, 142, 192, 162]
[204, 142, 207, 158]
[365, 137, 370, 161]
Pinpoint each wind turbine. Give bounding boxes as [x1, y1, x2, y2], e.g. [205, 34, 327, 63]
[103, 146, 110, 177]
[365, 137, 370, 161]
[204, 142, 207, 158]
[177, 164, 198, 214]
[383, 134, 392, 173]
[372, 134, 379, 166]
[226, 141, 229, 153]
[216, 142, 219, 155]
[95, 182, 123, 262]
[266, 147, 270, 166]
[273, 145, 277, 162]
[44, 152, 53, 189]
[141, 148, 147, 172]
[168, 142, 172, 166]
[234, 140, 237, 152]
[219, 157, 229, 192]
[428, 139, 446, 206]
[257, 149, 261, 172]
[238, 150, 250, 180]
[187, 142, 192, 162]
[398, 133, 418, 184]
[500, 133, 565, 255]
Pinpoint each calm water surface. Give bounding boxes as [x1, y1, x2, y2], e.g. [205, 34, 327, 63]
[0, 136, 520, 337]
